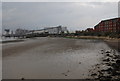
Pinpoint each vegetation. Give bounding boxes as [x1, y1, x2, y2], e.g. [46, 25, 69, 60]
[74, 30, 120, 39]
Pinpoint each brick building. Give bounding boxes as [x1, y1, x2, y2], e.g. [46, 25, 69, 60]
[94, 18, 120, 33]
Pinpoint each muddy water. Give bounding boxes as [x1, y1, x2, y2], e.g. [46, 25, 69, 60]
[2, 37, 114, 79]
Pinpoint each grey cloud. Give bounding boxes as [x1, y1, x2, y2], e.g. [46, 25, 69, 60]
[0, 2, 1, 21]
[2, 2, 118, 32]
[3, 0, 119, 2]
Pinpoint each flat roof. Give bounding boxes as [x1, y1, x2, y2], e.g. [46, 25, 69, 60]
[101, 17, 120, 22]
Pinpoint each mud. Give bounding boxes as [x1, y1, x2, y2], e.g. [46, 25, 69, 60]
[2, 37, 117, 79]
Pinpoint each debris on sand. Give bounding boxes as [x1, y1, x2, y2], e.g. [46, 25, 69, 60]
[79, 62, 81, 64]
[21, 77, 25, 80]
[61, 70, 70, 77]
[105, 51, 111, 53]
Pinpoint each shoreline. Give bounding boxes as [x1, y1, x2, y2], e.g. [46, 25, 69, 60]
[1, 36, 120, 52]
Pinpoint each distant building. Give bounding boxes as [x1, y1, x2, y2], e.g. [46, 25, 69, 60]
[32, 29, 44, 34]
[15, 29, 29, 37]
[32, 26, 68, 34]
[85, 28, 94, 32]
[4, 29, 10, 36]
[94, 17, 120, 32]
[44, 26, 68, 34]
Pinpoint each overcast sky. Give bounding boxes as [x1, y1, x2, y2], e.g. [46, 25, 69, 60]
[2, 2, 118, 32]
[2, 0, 120, 2]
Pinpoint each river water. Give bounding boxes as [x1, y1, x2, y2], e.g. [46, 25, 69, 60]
[2, 37, 116, 79]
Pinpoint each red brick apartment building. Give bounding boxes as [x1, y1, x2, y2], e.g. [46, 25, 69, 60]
[94, 18, 120, 33]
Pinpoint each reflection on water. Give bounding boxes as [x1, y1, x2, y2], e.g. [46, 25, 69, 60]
[2, 38, 115, 79]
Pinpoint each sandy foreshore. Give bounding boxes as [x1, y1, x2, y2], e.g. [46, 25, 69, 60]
[2, 37, 120, 80]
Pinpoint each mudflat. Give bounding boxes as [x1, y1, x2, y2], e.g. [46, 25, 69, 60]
[2, 37, 117, 79]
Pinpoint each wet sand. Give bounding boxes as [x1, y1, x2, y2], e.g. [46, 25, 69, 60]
[104, 39, 120, 52]
[2, 37, 117, 79]
[66, 36, 120, 52]
[3, 37, 88, 57]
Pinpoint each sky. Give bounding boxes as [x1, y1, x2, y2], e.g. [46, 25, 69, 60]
[2, 1, 119, 33]
[2, 0, 120, 2]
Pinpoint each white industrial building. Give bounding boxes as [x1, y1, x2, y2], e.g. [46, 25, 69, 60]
[32, 26, 68, 34]
[15, 29, 29, 36]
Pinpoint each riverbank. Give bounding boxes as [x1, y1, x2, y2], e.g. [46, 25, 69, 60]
[65, 36, 120, 52]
